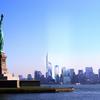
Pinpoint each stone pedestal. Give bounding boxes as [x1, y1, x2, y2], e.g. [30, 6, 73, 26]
[0, 52, 19, 80]
[0, 52, 8, 80]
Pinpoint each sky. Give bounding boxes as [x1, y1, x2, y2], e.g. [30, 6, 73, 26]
[0, 0, 100, 76]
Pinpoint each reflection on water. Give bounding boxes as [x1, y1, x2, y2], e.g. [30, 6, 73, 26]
[1, 85, 100, 100]
[0, 95, 7, 100]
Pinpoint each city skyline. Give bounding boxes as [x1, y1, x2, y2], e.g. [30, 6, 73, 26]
[28, 66, 100, 85]
[1, 0, 100, 76]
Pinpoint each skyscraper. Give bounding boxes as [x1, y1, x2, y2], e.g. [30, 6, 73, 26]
[85, 67, 94, 83]
[54, 65, 59, 76]
[61, 67, 71, 84]
[46, 53, 52, 78]
[68, 69, 75, 79]
[54, 65, 60, 83]
[77, 69, 86, 84]
[85, 67, 94, 78]
[98, 69, 100, 80]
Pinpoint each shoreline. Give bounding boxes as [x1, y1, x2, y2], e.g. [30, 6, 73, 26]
[0, 87, 74, 93]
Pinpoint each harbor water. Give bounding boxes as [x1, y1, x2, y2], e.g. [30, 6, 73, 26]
[1, 84, 100, 100]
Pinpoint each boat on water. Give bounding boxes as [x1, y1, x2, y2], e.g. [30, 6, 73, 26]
[55, 87, 75, 92]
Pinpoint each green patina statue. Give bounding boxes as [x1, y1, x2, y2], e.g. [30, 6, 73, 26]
[0, 14, 4, 54]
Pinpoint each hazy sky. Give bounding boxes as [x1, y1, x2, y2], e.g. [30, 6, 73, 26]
[0, 0, 100, 76]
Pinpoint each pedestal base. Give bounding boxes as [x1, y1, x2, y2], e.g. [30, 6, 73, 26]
[0, 74, 7, 80]
[0, 52, 7, 75]
[0, 52, 19, 80]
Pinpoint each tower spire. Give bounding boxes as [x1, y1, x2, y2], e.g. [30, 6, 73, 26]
[46, 53, 48, 72]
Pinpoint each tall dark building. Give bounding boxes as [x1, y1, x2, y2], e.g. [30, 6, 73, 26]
[98, 69, 100, 81]
[27, 74, 33, 80]
[77, 70, 86, 84]
[68, 69, 76, 84]
[61, 67, 71, 84]
[34, 71, 42, 80]
[85, 67, 94, 83]
[54, 65, 60, 83]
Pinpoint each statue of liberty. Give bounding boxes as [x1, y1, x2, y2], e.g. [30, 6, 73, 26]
[0, 14, 4, 54]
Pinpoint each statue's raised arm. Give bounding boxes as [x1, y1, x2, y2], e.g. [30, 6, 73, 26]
[0, 14, 3, 29]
